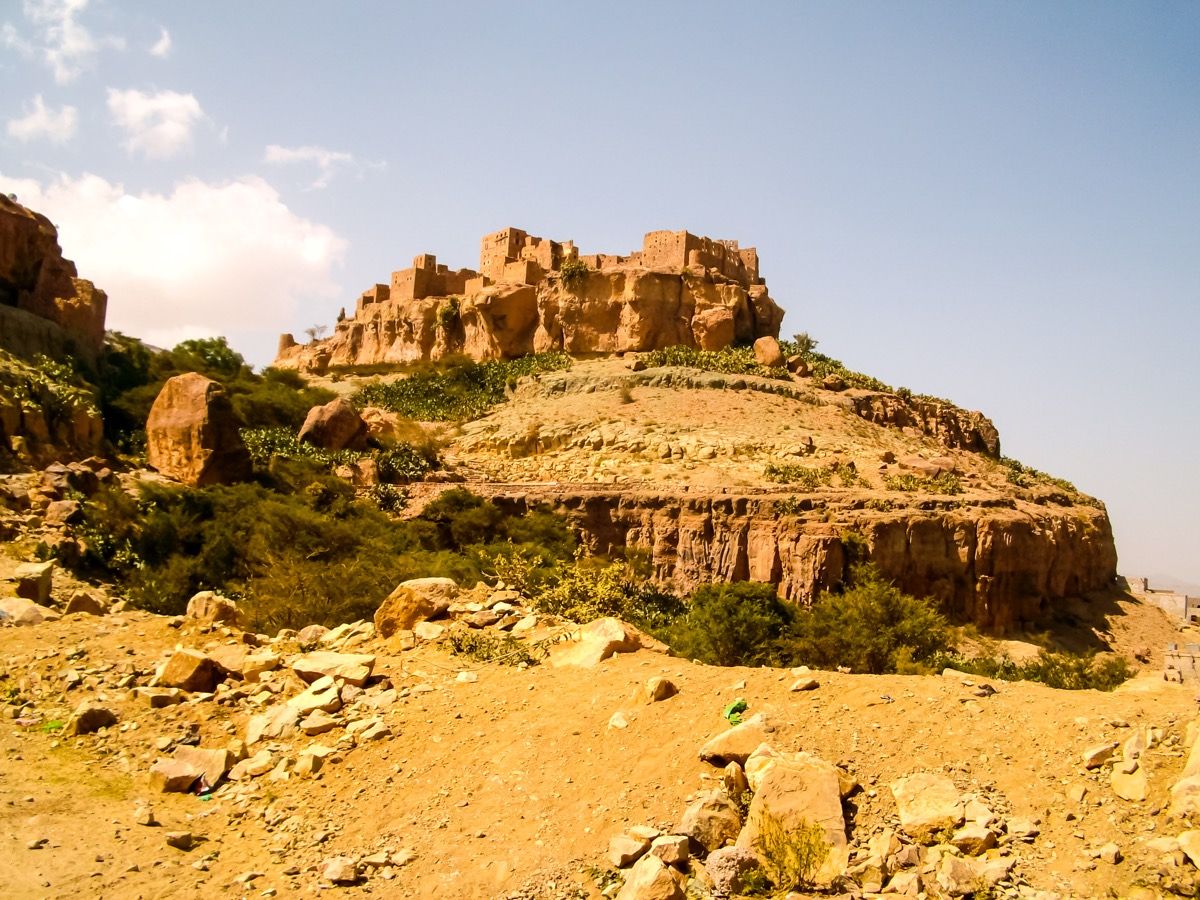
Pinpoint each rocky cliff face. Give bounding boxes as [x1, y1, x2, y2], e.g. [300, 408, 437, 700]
[485, 488, 1116, 632]
[0, 196, 107, 361]
[274, 227, 784, 372]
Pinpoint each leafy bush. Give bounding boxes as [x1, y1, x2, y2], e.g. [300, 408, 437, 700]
[240, 427, 437, 483]
[437, 297, 460, 329]
[446, 627, 544, 666]
[764, 463, 832, 490]
[96, 334, 334, 452]
[752, 810, 830, 891]
[528, 552, 685, 631]
[350, 352, 571, 421]
[778, 337, 892, 392]
[641, 345, 792, 381]
[559, 258, 590, 291]
[883, 472, 963, 495]
[67, 483, 578, 632]
[659, 582, 792, 667]
[930, 650, 1132, 691]
[783, 564, 952, 674]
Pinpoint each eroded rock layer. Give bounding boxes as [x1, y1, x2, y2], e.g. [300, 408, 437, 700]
[486, 488, 1117, 631]
[0, 195, 107, 361]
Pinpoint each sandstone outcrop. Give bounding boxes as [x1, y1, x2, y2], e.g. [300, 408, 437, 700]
[298, 398, 369, 451]
[274, 227, 784, 371]
[145, 373, 252, 487]
[0, 195, 107, 361]
[487, 489, 1117, 631]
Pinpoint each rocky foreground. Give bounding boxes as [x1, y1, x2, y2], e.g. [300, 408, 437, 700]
[2, 563, 1199, 900]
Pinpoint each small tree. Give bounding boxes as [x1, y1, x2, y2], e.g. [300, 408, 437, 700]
[791, 332, 819, 356]
[304, 324, 328, 343]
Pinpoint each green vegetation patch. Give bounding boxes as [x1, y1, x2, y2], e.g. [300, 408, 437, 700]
[350, 352, 572, 421]
[97, 335, 335, 454]
[66, 483, 578, 633]
[931, 650, 1132, 691]
[240, 426, 437, 483]
[642, 345, 792, 381]
[883, 472, 963, 495]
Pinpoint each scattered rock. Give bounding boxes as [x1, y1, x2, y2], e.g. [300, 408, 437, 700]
[65, 702, 117, 736]
[299, 398, 369, 452]
[374, 577, 456, 637]
[753, 336, 785, 368]
[13, 560, 54, 604]
[1082, 741, 1118, 770]
[890, 773, 964, 842]
[699, 713, 773, 765]
[165, 831, 195, 851]
[63, 591, 107, 616]
[609, 833, 651, 867]
[185, 591, 242, 627]
[678, 790, 742, 854]
[148, 758, 203, 793]
[703, 846, 760, 895]
[615, 853, 685, 900]
[173, 746, 233, 789]
[644, 676, 678, 703]
[291, 651, 375, 687]
[1098, 842, 1122, 864]
[156, 649, 219, 693]
[649, 834, 688, 866]
[321, 856, 361, 885]
[548, 617, 668, 668]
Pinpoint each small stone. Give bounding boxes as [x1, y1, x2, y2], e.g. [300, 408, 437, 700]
[609, 833, 651, 867]
[1098, 842, 1122, 864]
[65, 702, 117, 736]
[321, 856, 360, 885]
[165, 831, 195, 851]
[133, 804, 158, 827]
[649, 834, 689, 866]
[1082, 742, 1118, 770]
[789, 677, 819, 692]
[148, 758, 202, 793]
[644, 676, 678, 702]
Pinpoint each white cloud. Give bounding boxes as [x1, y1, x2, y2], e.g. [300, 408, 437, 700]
[149, 26, 170, 59]
[6, 94, 77, 143]
[264, 143, 383, 190]
[18, 0, 124, 84]
[106, 88, 204, 159]
[0, 171, 347, 359]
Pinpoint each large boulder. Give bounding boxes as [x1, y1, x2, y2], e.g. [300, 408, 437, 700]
[736, 752, 849, 884]
[373, 577, 457, 637]
[298, 398, 368, 451]
[615, 853, 685, 900]
[146, 373, 251, 486]
[548, 617, 669, 668]
[890, 773, 964, 842]
[753, 336, 785, 368]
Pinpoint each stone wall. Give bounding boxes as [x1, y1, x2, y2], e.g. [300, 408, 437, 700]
[276, 226, 783, 371]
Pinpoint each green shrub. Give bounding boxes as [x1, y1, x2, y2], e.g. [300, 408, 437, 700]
[350, 352, 571, 421]
[641, 345, 792, 381]
[528, 552, 685, 631]
[930, 650, 1132, 691]
[751, 810, 829, 891]
[437, 297, 461, 329]
[66, 483, 578, 632]
[96, 334, 334, 451]
[764, 463, 832, 490]
[783, 564, 951, 674]
[446, 627, 544, 666]
[659, 582, 792, 667]
[241, 427, 437, 483]
[883, 472, 963, 495]
[559, 258, 590, 291]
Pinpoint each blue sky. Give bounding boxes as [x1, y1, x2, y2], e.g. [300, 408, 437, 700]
[1, 1, 1197, 587]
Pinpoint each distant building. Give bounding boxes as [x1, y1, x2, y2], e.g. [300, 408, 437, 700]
[1125, 575, 1200, 622]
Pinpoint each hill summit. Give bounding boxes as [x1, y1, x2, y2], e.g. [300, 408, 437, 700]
[275, 227, 785, 372]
